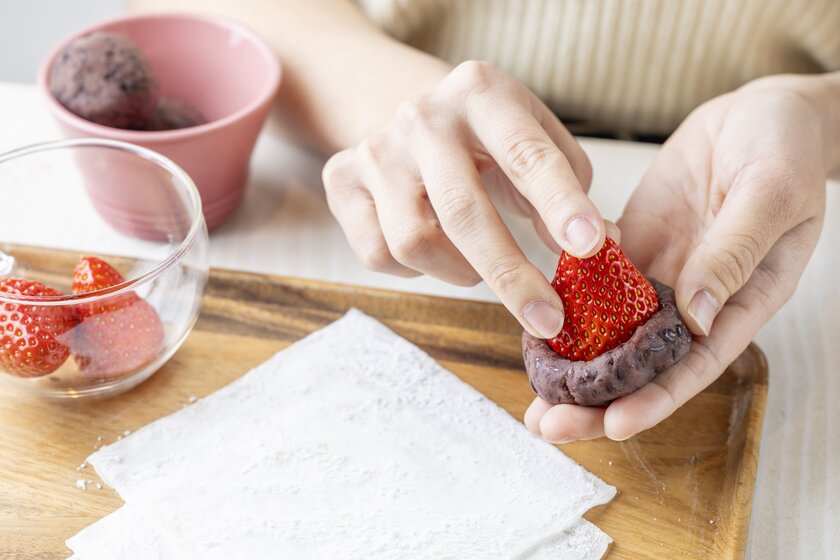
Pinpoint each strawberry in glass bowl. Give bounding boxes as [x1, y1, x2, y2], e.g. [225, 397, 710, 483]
[0, 139, 208, 399]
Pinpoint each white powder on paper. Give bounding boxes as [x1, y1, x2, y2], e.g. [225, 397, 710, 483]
[67, 310, 614, 559]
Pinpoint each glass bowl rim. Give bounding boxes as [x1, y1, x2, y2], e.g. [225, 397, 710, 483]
[0, 138, 205, 306]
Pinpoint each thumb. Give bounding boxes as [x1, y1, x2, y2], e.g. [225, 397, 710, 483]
[675, 187, 795, 336]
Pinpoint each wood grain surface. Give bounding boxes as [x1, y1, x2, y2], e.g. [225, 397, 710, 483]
[0, 266, 767, 560]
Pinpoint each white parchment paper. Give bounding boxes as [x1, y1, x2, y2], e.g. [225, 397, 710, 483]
[68, 310, 614, 559]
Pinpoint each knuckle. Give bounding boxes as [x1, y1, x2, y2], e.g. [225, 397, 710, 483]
[390, 224, 438, 264]
[694, 342, 722, 374]
[730, 158, 811, 222]
[540, 186, 577, 216]
[706, 233, 762, 292]
[359, 241, 393, 273]
[750, 273, 780, 311]
[324, 188, 342, 215]
[503, 135, 560, 183]
[436, 186, 480, 231]
[321, 151, 353, 190]
[357, 135, 389, 169]
[485, 256, 525, 293]
[753, 260, 797, 312]
[449, 60, 497, 95]
[397, 95, 434, 127]
[681, 344, 722, 388]
[322, 167, 359, 218]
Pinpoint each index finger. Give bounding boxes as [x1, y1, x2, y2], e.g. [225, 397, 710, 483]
[414, 134, 566, 340]
[465, 86, 606, 258]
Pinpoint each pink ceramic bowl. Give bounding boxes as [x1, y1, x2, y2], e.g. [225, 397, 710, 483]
[37, 12, 281, 231]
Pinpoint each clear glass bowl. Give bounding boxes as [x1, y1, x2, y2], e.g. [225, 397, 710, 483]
[0, 138, 209, 399]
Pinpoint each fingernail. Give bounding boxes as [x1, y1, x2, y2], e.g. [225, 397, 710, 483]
[547, 437, 575, 445]
[687, 289, 720, 336]
[523, 301, 564, 339]
[565, 216, 599, 256]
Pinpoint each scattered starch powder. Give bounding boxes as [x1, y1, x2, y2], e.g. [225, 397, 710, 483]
[76, 479, 103, 491]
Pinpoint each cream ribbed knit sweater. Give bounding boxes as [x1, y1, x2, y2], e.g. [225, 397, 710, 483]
[356, 0, 840, 135]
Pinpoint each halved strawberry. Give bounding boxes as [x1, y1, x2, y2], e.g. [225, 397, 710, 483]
[70, 257, 164, 380]
[0, 279, 74, 377]
[548, 237, 659, 361]
[72, 299, 164, 379]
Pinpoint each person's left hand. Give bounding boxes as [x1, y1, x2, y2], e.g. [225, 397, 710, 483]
[525, 75, 829, 443]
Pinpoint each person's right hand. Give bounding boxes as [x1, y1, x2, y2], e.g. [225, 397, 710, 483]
[322, 61, 606, 338]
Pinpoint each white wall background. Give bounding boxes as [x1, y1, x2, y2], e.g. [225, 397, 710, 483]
[0, 0, 126, 83]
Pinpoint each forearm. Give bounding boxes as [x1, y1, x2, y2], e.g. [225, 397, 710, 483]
[128, 0, 450, 152]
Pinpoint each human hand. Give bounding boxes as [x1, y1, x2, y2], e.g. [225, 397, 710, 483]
[526, 75, 828, 442]
[323, 61, 609, 338]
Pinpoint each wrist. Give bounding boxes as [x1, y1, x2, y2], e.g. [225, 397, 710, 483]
[794, 72, 840, 175]
[300, 33, 451, 152]
[346, 39, 451, 146]
[819, 73, 840, 176]
[741, 73, 840, 175]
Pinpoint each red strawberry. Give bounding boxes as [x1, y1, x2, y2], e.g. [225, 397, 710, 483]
[70, 257, 164, 380]
[548, 237, 659, 361]
[72, 257, 135, 317]
[0, 278, 74, 377]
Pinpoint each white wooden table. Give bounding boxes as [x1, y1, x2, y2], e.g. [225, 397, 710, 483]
[1, 81, 837, 559]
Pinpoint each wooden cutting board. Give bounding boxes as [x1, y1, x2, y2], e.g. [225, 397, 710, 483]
[0, 266, 767, 560]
